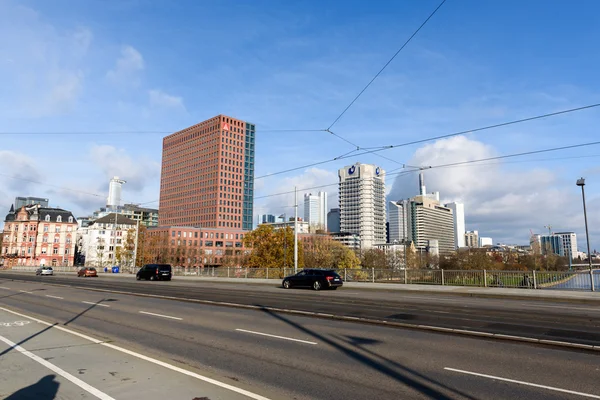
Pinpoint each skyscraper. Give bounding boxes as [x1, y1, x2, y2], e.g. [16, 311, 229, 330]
[445, 202, 465, 249]
[464, 230, 479, 247]
[338, 163, 386, 248]
[107, 176, 126, 208]
[303, 192, 327, 231]
[327, 208, 340, 233]
[159, 115, 256, 229]
[408, 195, 455, 254]
[388, 199, 409, 243]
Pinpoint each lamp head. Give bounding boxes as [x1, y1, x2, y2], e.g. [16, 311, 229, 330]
[576, 178, 585, 187]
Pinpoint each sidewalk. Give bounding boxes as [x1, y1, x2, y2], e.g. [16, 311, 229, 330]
[4, 271, 600, 304]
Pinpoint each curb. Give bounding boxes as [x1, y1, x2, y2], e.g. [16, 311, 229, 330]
[5, 276, 599, 353]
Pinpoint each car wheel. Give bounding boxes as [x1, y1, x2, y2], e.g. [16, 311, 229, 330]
[313, 280, 322, 291]
[330, 287, 337, 290]
[150, 275, 156, 281]
[283, 280, 291, 289]
[136, 275, 141, 281]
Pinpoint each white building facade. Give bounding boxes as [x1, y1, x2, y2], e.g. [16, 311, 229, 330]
[409, 195, 455, 254]
[445, 202, 465, 249]
[465, 230, 479, 248]
[555, 232, 578, 259]
[338, 163, 386, 249]
[480, 237, 493, 247]
[81, 213, 136, 269]
[303, 192, 328, 231]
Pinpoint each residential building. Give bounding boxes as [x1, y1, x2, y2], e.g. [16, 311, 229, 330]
[159, 115, 256, 230]
[408, 195, 455, 254]
[80, 213, 137, 269]
[261, 214, 276, 224]
[555, 232, 578, 259]
[480, 237, 493, 247]
[15, 196, 49, 209]
[464, 230, 479, 248]
[92, 204, 159, 227]
[445, 202, 465, 249]
[330, 232, 361, 250]
[388, 200, 409, 243]
[338, 163, 386, 249]
[107, 176, 126, 208]
[303, 192, 328, 231]
[1, 204, 77, 267]
[263, 219, 310, 234]
[327, 208, 340, 233]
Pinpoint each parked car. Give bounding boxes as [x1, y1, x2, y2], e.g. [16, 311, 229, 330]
[282, 269, 343, 291]
[136, 264, 172, 281]
[78, 267, 98, 277]
[36, 266, 54, 276]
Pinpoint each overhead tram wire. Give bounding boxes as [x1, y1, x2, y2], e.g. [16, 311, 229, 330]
[254, 102, 600, 180]
[326, 0, 448, 137]
[253, 139, 600, 200]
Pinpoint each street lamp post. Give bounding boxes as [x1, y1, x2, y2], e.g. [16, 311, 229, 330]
[576, 178, 595, 292]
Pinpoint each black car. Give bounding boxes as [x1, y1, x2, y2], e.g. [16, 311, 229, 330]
[136, 264, 172, 281]
[282, 269, 343, 291]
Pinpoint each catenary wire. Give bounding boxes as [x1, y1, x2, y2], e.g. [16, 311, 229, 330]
[327, 0, 448, 131]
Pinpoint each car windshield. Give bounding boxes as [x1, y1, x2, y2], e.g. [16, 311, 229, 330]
[89, 268, 96, 271]
[158, 265, 171, 271]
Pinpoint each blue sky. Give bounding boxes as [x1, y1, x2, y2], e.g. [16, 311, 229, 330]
[1, 0, 599, 250]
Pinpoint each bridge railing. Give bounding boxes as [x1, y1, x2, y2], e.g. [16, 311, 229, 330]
[3, 265, 598, 291]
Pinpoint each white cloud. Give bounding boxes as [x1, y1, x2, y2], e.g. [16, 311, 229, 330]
[388, 136, 598, 245]
[106, 45, 144, 85]
[89, 144, 160, 194]
[0, 150, 44, 215]
[148, 89, 186, 111]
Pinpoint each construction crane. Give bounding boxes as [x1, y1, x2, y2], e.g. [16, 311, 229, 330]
[544, 225, 552, 235]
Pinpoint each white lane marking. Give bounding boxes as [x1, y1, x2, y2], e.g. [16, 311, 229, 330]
[18, 290, 30, 293]
[528, 304, 600, 312]
[46, 295, 64, 300]
[235, 328, 318, 345]
[444, 367, 600, 399]
[0, 307, 271, 400]
[0, 334, 116, 400]
[0, 286, 10, 290]
[0, 321, 31, 327]
[82, 301, 110, 307]
[139, 311, 181, 320]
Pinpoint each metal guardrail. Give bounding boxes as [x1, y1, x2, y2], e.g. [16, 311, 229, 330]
[3, 265, 599, 291]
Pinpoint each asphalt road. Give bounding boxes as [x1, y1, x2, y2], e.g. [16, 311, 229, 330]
[2, 272, 600, 346]
[1, 275, 599, 399]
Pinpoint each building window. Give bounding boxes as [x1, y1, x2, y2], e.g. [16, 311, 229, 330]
[45, 215, 50, 222]
[68, 216, 73, 223]
[57, 216, 62, 223]
[53, 248, 58, 254]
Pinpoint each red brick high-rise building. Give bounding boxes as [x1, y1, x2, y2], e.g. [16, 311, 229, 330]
[159, 115, 256, 230]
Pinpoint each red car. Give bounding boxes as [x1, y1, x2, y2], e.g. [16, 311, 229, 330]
[78, 267, 98, 277]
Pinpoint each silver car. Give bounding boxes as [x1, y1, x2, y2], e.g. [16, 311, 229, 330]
[36, 266, 54, 276]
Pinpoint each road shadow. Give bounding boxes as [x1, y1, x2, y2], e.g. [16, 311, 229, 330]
[0, 323, 58, 358]
[5, 374, 60, 399]
[257, 306, 480, 400]
[63, 298, 118, 326]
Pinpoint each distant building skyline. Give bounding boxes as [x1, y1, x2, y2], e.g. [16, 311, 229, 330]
[327, 208, 340, 234]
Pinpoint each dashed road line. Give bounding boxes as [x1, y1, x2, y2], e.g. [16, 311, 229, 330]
[46, 295, 64, 299]
[445, 367, 600, 399]
[236, 328, 317, 345]
[82, 301, 110, 307]
[139, 311, 182, 320]
[0, 286, 10, 290]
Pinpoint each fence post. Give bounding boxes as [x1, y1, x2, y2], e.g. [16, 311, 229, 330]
[266, 268, 269, 280]
[404, 268, 408, 284]
[344, 268, 347, 282]
[532, 270, 537, 289]
[483, 270, 487, 287]
[212, 267, 215, 277]
[372, 267, 375, 283]
[227, 267, 230, 278]
[591, 269, 595, 292]
[245, 268, 248, 279]
[441, 269, 445, 286]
